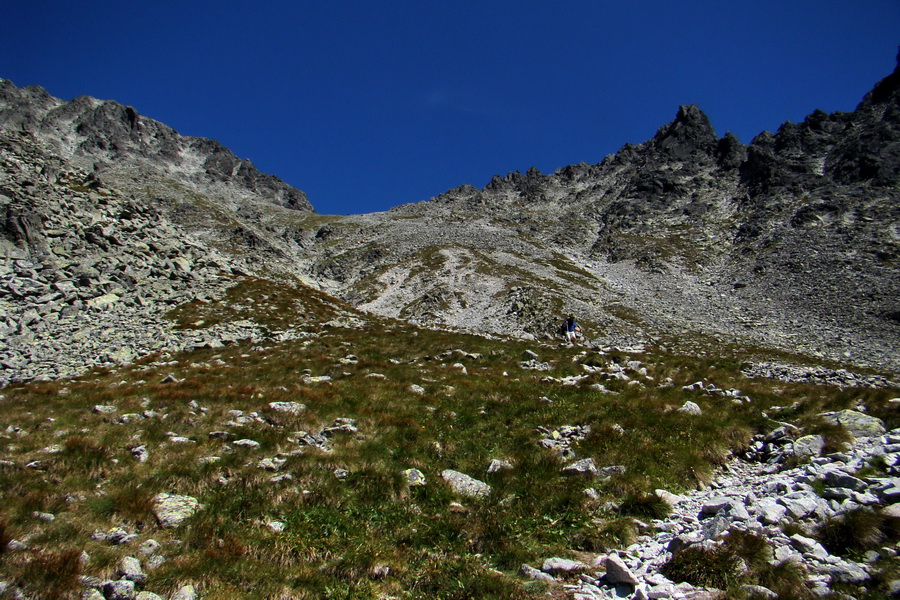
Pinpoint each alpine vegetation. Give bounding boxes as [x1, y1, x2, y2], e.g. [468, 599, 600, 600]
[0, 56, 899, 600]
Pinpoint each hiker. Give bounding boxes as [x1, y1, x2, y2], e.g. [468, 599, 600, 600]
[563, 315, 582, 346]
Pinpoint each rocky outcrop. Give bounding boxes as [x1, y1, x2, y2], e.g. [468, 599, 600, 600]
[0, 118, 329, 386]
[525, 419, 900, 600]
[0, 78, 313, 212]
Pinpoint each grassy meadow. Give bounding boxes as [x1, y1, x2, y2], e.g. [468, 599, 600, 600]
[0, 278, 897, 599]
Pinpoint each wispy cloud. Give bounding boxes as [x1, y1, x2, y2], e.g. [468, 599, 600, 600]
[424, 86, 501, 116]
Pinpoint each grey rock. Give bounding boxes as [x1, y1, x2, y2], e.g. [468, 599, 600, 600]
[779, 494, 820, 519]
[604, 554, 640, 587]
[519, 564, 554, 582]
[740, 585, 778, 599]
[825, 470, 868, 492]
[268, 401, 305, 414]
[819, 410, 886, 438]
[793, 435, 826, 460]
[541, 557, 585, 574]
[104, 527, 137, 545]
[756, 499, 787, 525]
[403, 468, 426, 486]
[648, 583, 678, 599]
[130, 445, 149, 463]
[487, 459, 513, 473]
[170, 585, 197, 600]
[103, 580, 136, 600]
[117, 556, 146, 585]
[790, 534, 830, 559]
[677, 401, 702, 416]
[822, 560, 870, 584]
[598, 465, 627, 478]
[878, 485, 900, 503]
[701, 514, 731, 540]
[140, 538, 161, 555]
[562, 458, 599, 477]
[700, 496, 732, 515]
[724, 501, 751, 521]
[232, 439, 261, 449]
[152, 493, 201, 528]
[441, 469, 491, 498]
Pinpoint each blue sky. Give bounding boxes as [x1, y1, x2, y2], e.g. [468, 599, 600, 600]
[2, 1, 898, 215]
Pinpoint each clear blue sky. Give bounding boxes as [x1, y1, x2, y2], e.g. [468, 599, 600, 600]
[2, 1, 898, 215]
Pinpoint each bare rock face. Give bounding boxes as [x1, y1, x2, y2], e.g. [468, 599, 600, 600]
[0, 79, 312, 214]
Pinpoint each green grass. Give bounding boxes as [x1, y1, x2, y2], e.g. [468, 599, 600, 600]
[0, 276, 897, 599]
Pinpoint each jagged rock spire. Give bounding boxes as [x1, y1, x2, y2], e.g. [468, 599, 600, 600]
[649, 104, 719, 161]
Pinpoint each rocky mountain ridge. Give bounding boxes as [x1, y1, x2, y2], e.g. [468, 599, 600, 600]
[294, 58, 900, 374]
[1, 64, 900, 600]
[0, 79, 312, 213]
[1, 56, 899, 386]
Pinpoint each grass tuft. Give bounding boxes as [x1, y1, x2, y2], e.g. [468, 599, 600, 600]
[0, 518, 11, 555]
[619, 491, 673, 519]
[815, 507, 899, 556]
[662, 530, 810, 597]
[17, 548, 83, 600]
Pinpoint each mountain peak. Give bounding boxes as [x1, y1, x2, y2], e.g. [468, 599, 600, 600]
[859, 46, 900, 107]
[0, 79, 314, 212]
[649, 104, 718, 161]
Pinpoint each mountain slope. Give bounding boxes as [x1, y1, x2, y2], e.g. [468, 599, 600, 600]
[295, 60, 900, 373]
[1, 57, 898, 387]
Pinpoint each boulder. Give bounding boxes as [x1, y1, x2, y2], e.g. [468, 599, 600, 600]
[170, 585, 197, 600]
[152, 493, 201, 529]
[819, 410, 886, 438]
[604, 554, 640, 587]
[441, 469, 491, 498]
[404, 468, 427, 487]
[793, 435, 826, 460]
[677, 401, 702, 416]
[562, 458, 599, 477]
[117, 556, 146, 585]
[542, 557, 585, 574]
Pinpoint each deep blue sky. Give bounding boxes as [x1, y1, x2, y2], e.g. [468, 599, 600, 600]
[2, 2, 898, 215]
